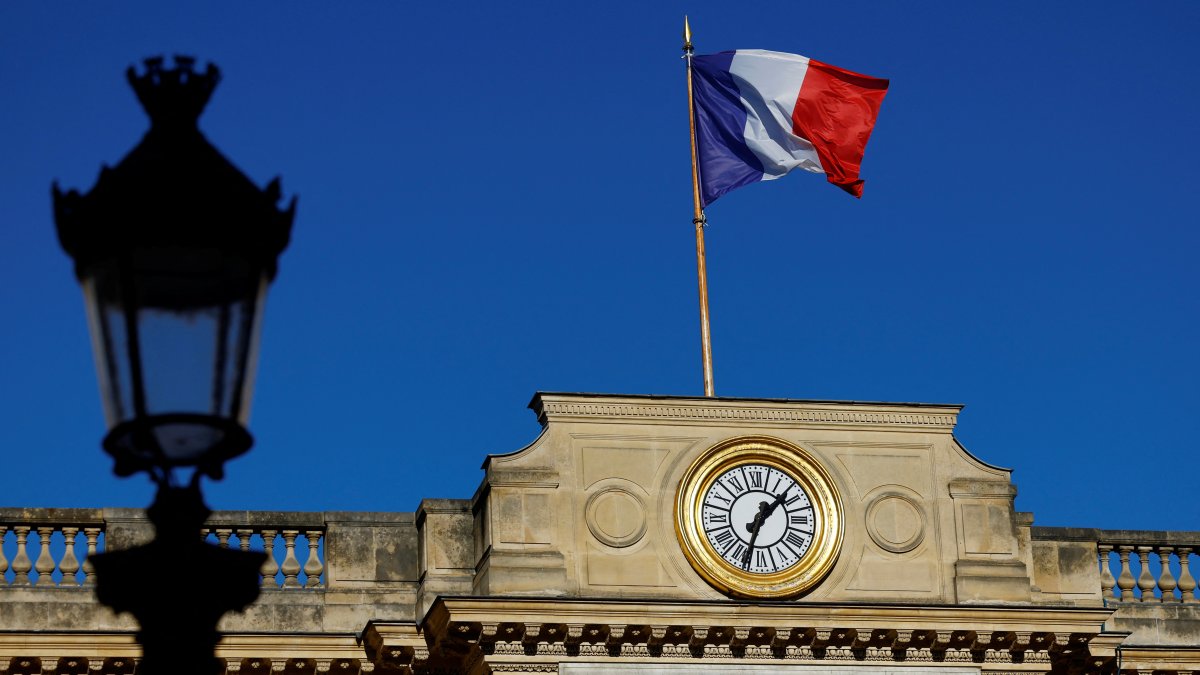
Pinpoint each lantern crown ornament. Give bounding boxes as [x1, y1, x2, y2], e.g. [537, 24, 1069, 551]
[54, 55, 294, 279]
[53, 55, 295, 484]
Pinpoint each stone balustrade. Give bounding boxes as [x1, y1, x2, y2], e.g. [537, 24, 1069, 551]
[0, 508, 417, 639]
[0, 508, 326, 590]
[200, 517, 326, 589]
[1031, 526, 1200, 650]
[0, 509, 104, 588]
[1095, 533, 1200, 604]
[1032, 527, 1200, 604]
[0, 506, 104, 586]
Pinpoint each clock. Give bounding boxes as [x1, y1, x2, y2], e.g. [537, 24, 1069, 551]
[675, 436, 842, 598]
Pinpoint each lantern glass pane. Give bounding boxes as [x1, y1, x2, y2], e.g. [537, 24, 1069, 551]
[81, 267, 134, 428]
[80, 246, 269, 468]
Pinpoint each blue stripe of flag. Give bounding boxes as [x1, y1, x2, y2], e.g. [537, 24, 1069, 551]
[691, 51, 764, 207]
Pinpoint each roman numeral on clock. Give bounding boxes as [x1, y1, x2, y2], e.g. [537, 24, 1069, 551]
[711, 528, 734, 546]
[786, 530, 810, 549]
[789, 513, 809, 526]
[768, 545, 786, 565]
[725, 475, 745, 494]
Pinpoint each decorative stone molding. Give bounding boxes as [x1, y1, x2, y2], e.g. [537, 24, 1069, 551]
[531, 393, 961, 430]
[948, 480, 1018, 498]
[1116, 645, 1200, 675]
[362, 622, 430, 675]
[865, 491, 927, 554]
[0, 657, 373, 674]
[0, 633, 377, 675]
[483, 468, 560, 490]
[584, 487, 648, 548]
[410, 597, 1126, 675]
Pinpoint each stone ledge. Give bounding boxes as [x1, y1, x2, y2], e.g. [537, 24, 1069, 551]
[0, 508, 105, 524]
[1117, 645, 1200, 672]
[530, 393, 961, 431]
[405, 597, 1124, 674]
[324, 512, 415, 525]
[0, 632, 375, 674]
[1031, 527, 1200, 546]
[424, 596, 1118, 637]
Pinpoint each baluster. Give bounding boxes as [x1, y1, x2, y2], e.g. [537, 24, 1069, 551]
[280, 530, 301, 588]
[215, 529, 232, 549]
[11, 527, 32, 586]
[1178, 547, 1197, 603]
[200, 527, 211, 543]
[34, 527, 56, 587]
[59, 527, 81, 588]
[237, 529, 253, 553]
[1116, 546, 1136, 601]
[1156, 547, 1178, 602]
[303, 530, 323, 588]
[1098, 544, 1117, 601]
[260, 530, 279, 588]
[0, 526, 8, 586]
[81, 528, 100, 585]
[1136, 547, 1157, 602]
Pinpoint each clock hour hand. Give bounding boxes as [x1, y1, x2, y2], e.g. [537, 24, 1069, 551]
[740, 490, 791, 568]
[743, 490, 789, 534]
[740, 500, 772, 568]
[765, 488, 789, 515]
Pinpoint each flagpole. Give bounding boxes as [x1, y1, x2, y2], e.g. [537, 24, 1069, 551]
[684, 16, 716, 397]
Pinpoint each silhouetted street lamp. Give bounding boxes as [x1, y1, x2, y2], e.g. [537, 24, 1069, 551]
[52, 55, 294, 675]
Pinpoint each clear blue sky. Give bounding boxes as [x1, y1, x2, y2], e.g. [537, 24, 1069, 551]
[2, 2, 1197, 531]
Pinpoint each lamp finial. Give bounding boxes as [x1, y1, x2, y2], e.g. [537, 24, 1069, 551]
[126, 55, 220, 129]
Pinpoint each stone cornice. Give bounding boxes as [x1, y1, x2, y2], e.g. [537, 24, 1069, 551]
[0, 508, 104, 525]
[0, 632, 373, 673]
[408, 597, 1123, 675]
[1117, 645, 1200, 670]
[531, 393, 961, 431]
[216, 633, 371, 660]
[424, 597, 1114, 634]
[0, 631, 137, 657]
[1031, 527, 1200, 546]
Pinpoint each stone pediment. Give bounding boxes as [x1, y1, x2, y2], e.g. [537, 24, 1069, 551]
[466, 393, 1023, 609]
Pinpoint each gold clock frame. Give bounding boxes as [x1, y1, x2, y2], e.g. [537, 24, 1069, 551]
[674, 436, 843, 599]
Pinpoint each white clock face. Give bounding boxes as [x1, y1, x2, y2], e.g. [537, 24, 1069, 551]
[701, 463, 817, 574]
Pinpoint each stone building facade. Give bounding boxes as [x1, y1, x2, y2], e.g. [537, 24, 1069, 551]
[1, 393, 1197, 674]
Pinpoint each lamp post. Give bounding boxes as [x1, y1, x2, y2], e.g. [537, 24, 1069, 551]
[52, 56, 295, 675]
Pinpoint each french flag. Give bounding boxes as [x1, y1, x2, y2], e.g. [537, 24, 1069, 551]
[691, 50, 889, 205]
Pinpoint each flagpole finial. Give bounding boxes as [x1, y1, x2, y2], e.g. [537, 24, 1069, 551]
[683, 16, 693, 54]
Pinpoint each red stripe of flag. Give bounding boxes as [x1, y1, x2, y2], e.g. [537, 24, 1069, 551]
[791, 59, 889, 198]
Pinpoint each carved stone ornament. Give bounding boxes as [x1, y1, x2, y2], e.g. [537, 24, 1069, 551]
[584, 486, 648, 548]
[865, 490, 927, 553]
